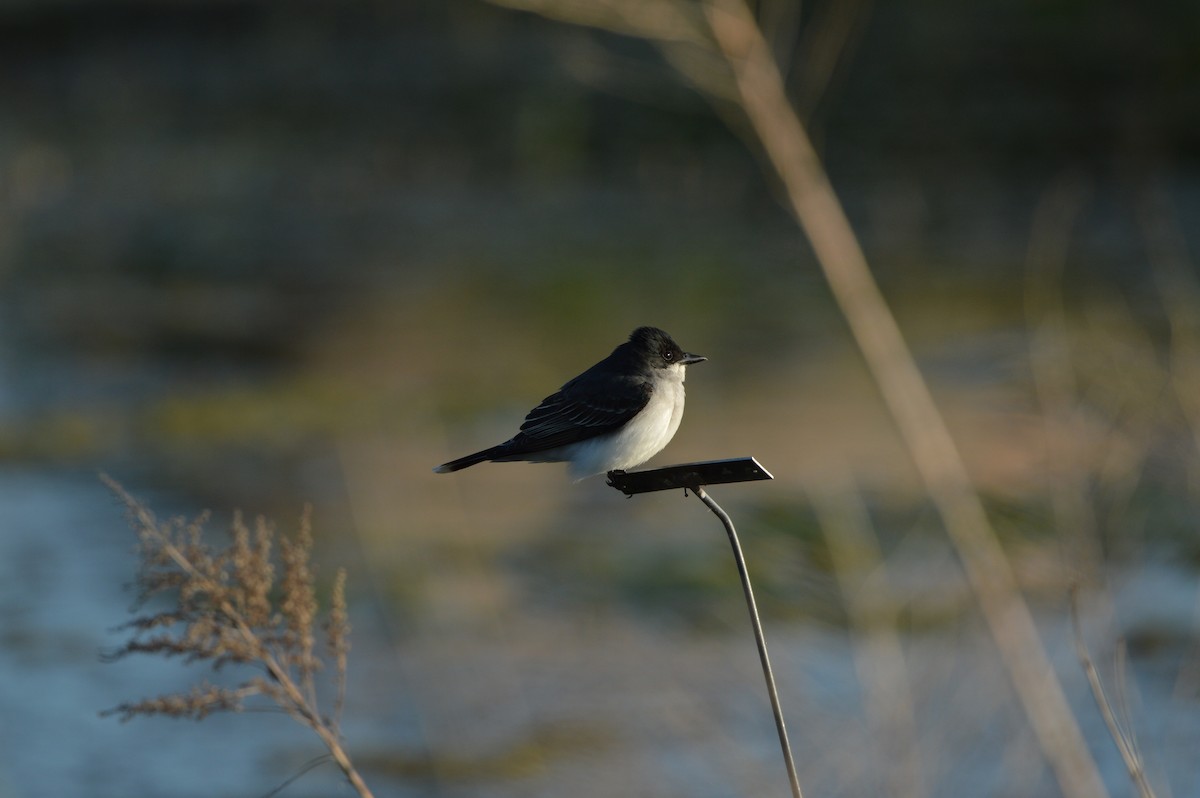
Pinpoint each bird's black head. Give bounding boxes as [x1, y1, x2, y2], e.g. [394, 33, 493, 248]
[628, 326, 707, 369]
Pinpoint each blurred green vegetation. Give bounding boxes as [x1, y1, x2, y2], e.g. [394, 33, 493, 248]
[352, 721, 613, 782]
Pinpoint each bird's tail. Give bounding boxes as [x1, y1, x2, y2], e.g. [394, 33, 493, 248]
[433, 445, 508, 474]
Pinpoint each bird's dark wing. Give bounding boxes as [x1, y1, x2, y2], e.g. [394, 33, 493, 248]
[506, 374, 652, 453]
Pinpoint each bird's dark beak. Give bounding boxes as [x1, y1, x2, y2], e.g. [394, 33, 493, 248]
[681, 352, 707, 365]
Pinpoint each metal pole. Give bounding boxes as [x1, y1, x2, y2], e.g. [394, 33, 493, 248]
[695, 486, 803, 798]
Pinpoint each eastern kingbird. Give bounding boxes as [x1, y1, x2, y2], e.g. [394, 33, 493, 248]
[434, 326, 706, 480]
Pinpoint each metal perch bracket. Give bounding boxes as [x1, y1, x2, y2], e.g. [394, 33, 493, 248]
[606, 457, 803, 798]
[605, 456, 773, 496]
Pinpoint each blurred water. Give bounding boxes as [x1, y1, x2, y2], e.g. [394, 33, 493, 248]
[1, 467, 1198, 798]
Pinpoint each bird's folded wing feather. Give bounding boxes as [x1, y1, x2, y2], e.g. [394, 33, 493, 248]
[512, 377, 652, 451]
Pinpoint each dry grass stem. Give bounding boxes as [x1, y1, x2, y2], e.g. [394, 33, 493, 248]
[706, 7, 1104, 787]
[100, 475, 372, 798]
[1069, 588, 1158, 798]
[327, 567, 351, 733]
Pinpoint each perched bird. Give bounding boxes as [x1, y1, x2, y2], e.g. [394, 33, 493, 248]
[434, 326, 706, 480]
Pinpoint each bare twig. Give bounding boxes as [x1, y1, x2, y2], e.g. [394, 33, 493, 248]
[791, 0, 873, 120]
[1068, 587, 1157, 798]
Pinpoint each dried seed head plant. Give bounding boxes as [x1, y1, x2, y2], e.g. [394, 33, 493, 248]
[100, 475, 374, 798]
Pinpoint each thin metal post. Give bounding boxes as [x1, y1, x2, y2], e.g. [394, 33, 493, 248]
[607, 460, 799, 797]
[695, 486, 803, 798]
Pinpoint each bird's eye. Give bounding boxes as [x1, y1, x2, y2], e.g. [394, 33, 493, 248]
[664, 350, 674, 361]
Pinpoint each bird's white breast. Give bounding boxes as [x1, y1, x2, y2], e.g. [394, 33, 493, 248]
[566, 362, 688, 480]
